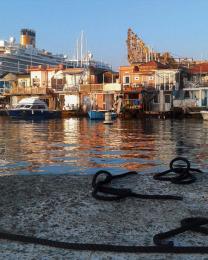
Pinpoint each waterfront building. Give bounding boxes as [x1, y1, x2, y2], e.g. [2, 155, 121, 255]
[121, 28, 203, 117]
[119, 61, 184, 114]
[76, 69, 120, 112]
[183, 63, 208, 107]
[154, 68, 182, 112]
[0, 73, 17, 94]
[17, 73, 30, 88]
[0, 72, 16, 107]
[5, 64, 118, 112]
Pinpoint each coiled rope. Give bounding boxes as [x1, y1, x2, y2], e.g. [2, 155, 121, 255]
[153, 157, 201, 184]
[92, 170, 182, 201]
[154, 217, 208, 247]
[0, 159, 207, 254]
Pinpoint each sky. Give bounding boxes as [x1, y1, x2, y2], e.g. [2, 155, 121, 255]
[1, 0, 208, 70]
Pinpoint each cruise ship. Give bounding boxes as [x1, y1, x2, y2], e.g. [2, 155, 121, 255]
[0, 29, 111, 76]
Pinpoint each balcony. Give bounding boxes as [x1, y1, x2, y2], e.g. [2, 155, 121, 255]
[184, 81, 208, 89]
[7, 86, 48, 95]
[123, 99, 142, 109]
[123, 84, 143, 92]
[79, 84, 104, 93]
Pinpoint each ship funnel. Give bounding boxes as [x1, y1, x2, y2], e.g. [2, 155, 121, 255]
[20, 29, 36, 47]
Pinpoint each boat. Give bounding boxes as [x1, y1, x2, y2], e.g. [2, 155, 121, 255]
[88, 110, 117, 120]
[0, 29, 75, 76]
[0, 29, 112, 77]
[6, 97, 60, 119]
[200, 110, 208, 120]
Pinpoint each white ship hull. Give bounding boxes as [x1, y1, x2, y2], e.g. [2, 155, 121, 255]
[0, 51, 74, 76]
[0, 29, 112, 76]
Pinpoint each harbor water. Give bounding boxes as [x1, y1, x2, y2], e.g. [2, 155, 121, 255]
[0, 117, 208, 176]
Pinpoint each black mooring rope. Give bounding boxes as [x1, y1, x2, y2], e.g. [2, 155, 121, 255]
[153, 217, 208, 246]
[1, 217, 208, 254]
[92, 170, 182, 201]
[153, 157, 202, 184]
[0, 159, 207, 254]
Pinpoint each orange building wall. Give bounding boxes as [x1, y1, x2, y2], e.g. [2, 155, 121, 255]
[119, 65, 155, 87]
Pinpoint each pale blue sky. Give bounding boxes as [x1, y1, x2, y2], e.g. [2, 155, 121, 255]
[1, 0, 208, 70]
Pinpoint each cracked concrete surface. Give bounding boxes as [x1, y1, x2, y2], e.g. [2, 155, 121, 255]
[0, 172, 207, 259]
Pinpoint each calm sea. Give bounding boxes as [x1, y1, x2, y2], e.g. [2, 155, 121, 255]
[0, 117, 207, 175]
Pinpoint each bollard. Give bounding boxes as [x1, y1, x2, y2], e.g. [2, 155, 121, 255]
[103, 112, 113, 124]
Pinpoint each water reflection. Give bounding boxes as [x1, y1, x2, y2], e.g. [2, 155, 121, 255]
[0, 117, 207, 175]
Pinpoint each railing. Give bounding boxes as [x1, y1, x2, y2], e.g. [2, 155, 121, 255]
[173, 99, 197, 108]
[52, 85, 79, 93]
[69, 60, 112, 71]
[123, 99, 142, 109]
[7, 84, 104, 95]
[123, 84, 155, 92]
[123, 86, 142, 92]
[63, 85, 79, 92]
[79, 84, 104, 92]
[8, 86, 48, 95]
[51, 85, 64, 92]
[184, 81, 208, 89]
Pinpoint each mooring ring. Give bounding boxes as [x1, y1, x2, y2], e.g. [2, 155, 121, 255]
[92, 170, 112, 188]
[169, 157, 190, 171]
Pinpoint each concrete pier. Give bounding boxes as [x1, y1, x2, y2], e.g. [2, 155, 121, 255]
[0, 172, 207, 259]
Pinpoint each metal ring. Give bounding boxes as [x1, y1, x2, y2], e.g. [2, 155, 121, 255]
[92, 170, 112, 188]
[170, 157, 190, 171]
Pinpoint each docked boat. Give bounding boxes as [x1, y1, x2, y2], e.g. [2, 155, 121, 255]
[88, 110, 117, 120]
[7, 97, 60, 119]
[200, 110, 208, 120]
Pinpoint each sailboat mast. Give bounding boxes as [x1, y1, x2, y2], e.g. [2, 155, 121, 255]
[81, 31, 83, 67]
[76, 38, 79, 67]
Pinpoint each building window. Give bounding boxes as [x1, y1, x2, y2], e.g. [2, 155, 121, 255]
[142, 81, 147, 87]
[154, 94, 159, 103]
[20, 80, 27, 87]
[184, 91, 190, 99]
[149, 76, 154, 80]
[32, 77, 40, 87]
[165, 95, 171, 103]
[134, 66, 139, 72]
[133, 83, 140, 87]
[123, 76, 130, 84]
